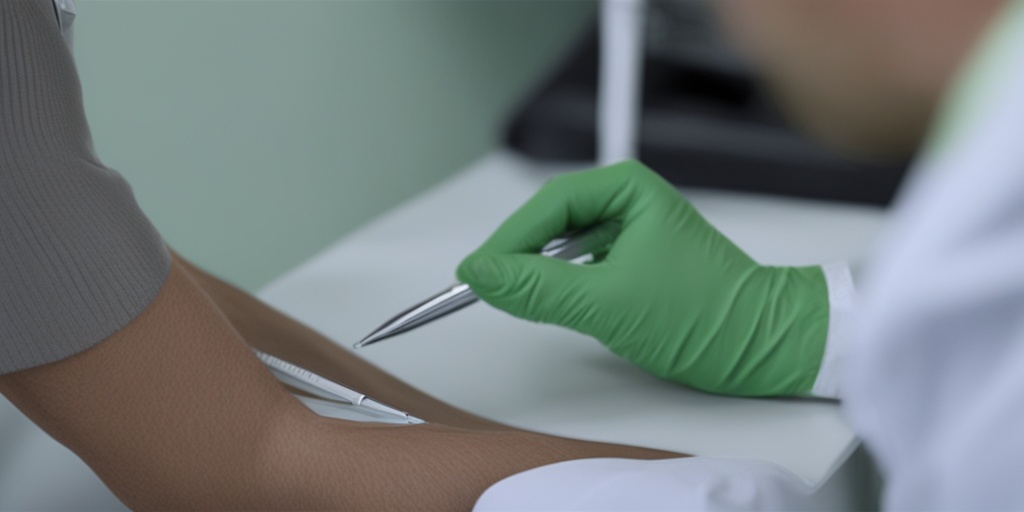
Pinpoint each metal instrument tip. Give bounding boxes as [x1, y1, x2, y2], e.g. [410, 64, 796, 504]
[352, 335, 378, 350]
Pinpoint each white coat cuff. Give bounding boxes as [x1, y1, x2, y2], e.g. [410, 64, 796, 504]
[810, 262, 857, 399]
[472, 456, 824, 511]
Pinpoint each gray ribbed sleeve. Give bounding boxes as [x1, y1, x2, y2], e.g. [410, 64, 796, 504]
[1, 0, 171, 374]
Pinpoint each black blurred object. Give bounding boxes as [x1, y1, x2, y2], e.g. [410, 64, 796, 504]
[505, 2, 908, 205]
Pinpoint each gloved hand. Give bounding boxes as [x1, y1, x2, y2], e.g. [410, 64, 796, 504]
[457, 161, 829, 396]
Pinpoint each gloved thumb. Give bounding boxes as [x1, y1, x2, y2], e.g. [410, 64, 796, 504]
[457, 252, 592, 328]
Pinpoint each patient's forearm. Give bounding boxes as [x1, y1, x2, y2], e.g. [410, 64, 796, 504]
[172, 251, 506, 430]
[0, 259, 680, 510]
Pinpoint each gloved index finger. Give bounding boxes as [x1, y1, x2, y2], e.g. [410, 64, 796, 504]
[475, 160, 651, 255]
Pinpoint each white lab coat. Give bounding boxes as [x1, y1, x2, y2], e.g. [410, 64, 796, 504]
[844, 11, 1024, 508]
[475, 1, 1024, 509]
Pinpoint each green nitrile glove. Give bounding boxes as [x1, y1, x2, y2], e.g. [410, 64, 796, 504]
[457, 160, 829, 396]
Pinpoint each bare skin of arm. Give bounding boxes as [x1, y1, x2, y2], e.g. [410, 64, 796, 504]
[172, 251, 506, 431]
[0, 254, 684, 510]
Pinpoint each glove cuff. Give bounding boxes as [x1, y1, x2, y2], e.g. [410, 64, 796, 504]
[810, 262, 857, 398]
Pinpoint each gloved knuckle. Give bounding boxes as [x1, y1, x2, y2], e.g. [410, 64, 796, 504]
[547, 171, 586, 191]
[609, 159, 651, 179]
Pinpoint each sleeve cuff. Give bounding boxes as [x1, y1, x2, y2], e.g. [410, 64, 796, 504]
[809, 262, 857, 399]
[473, 457, 826, 511]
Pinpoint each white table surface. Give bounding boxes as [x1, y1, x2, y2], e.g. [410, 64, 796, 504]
[258, 149, 888, 487]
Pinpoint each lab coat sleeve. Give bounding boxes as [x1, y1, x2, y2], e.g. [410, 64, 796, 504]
[472, 456, 833, 511]
[841, 4, 1024, 506]
[843, 67, 1024, 511]
[809, 262, 857, 399]
[0, 0, 170, 374]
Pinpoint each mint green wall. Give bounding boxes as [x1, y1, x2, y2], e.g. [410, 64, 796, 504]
[74, 0, 594, 291]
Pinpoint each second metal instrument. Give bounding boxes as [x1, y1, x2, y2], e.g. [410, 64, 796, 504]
[353, 221, 622, 349]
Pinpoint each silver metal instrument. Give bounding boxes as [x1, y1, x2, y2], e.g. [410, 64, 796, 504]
[256, 350, 424, 424]
[354, 221, 622, 349]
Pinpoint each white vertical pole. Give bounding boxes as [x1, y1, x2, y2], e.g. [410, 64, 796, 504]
[598, 0, 646, 166]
